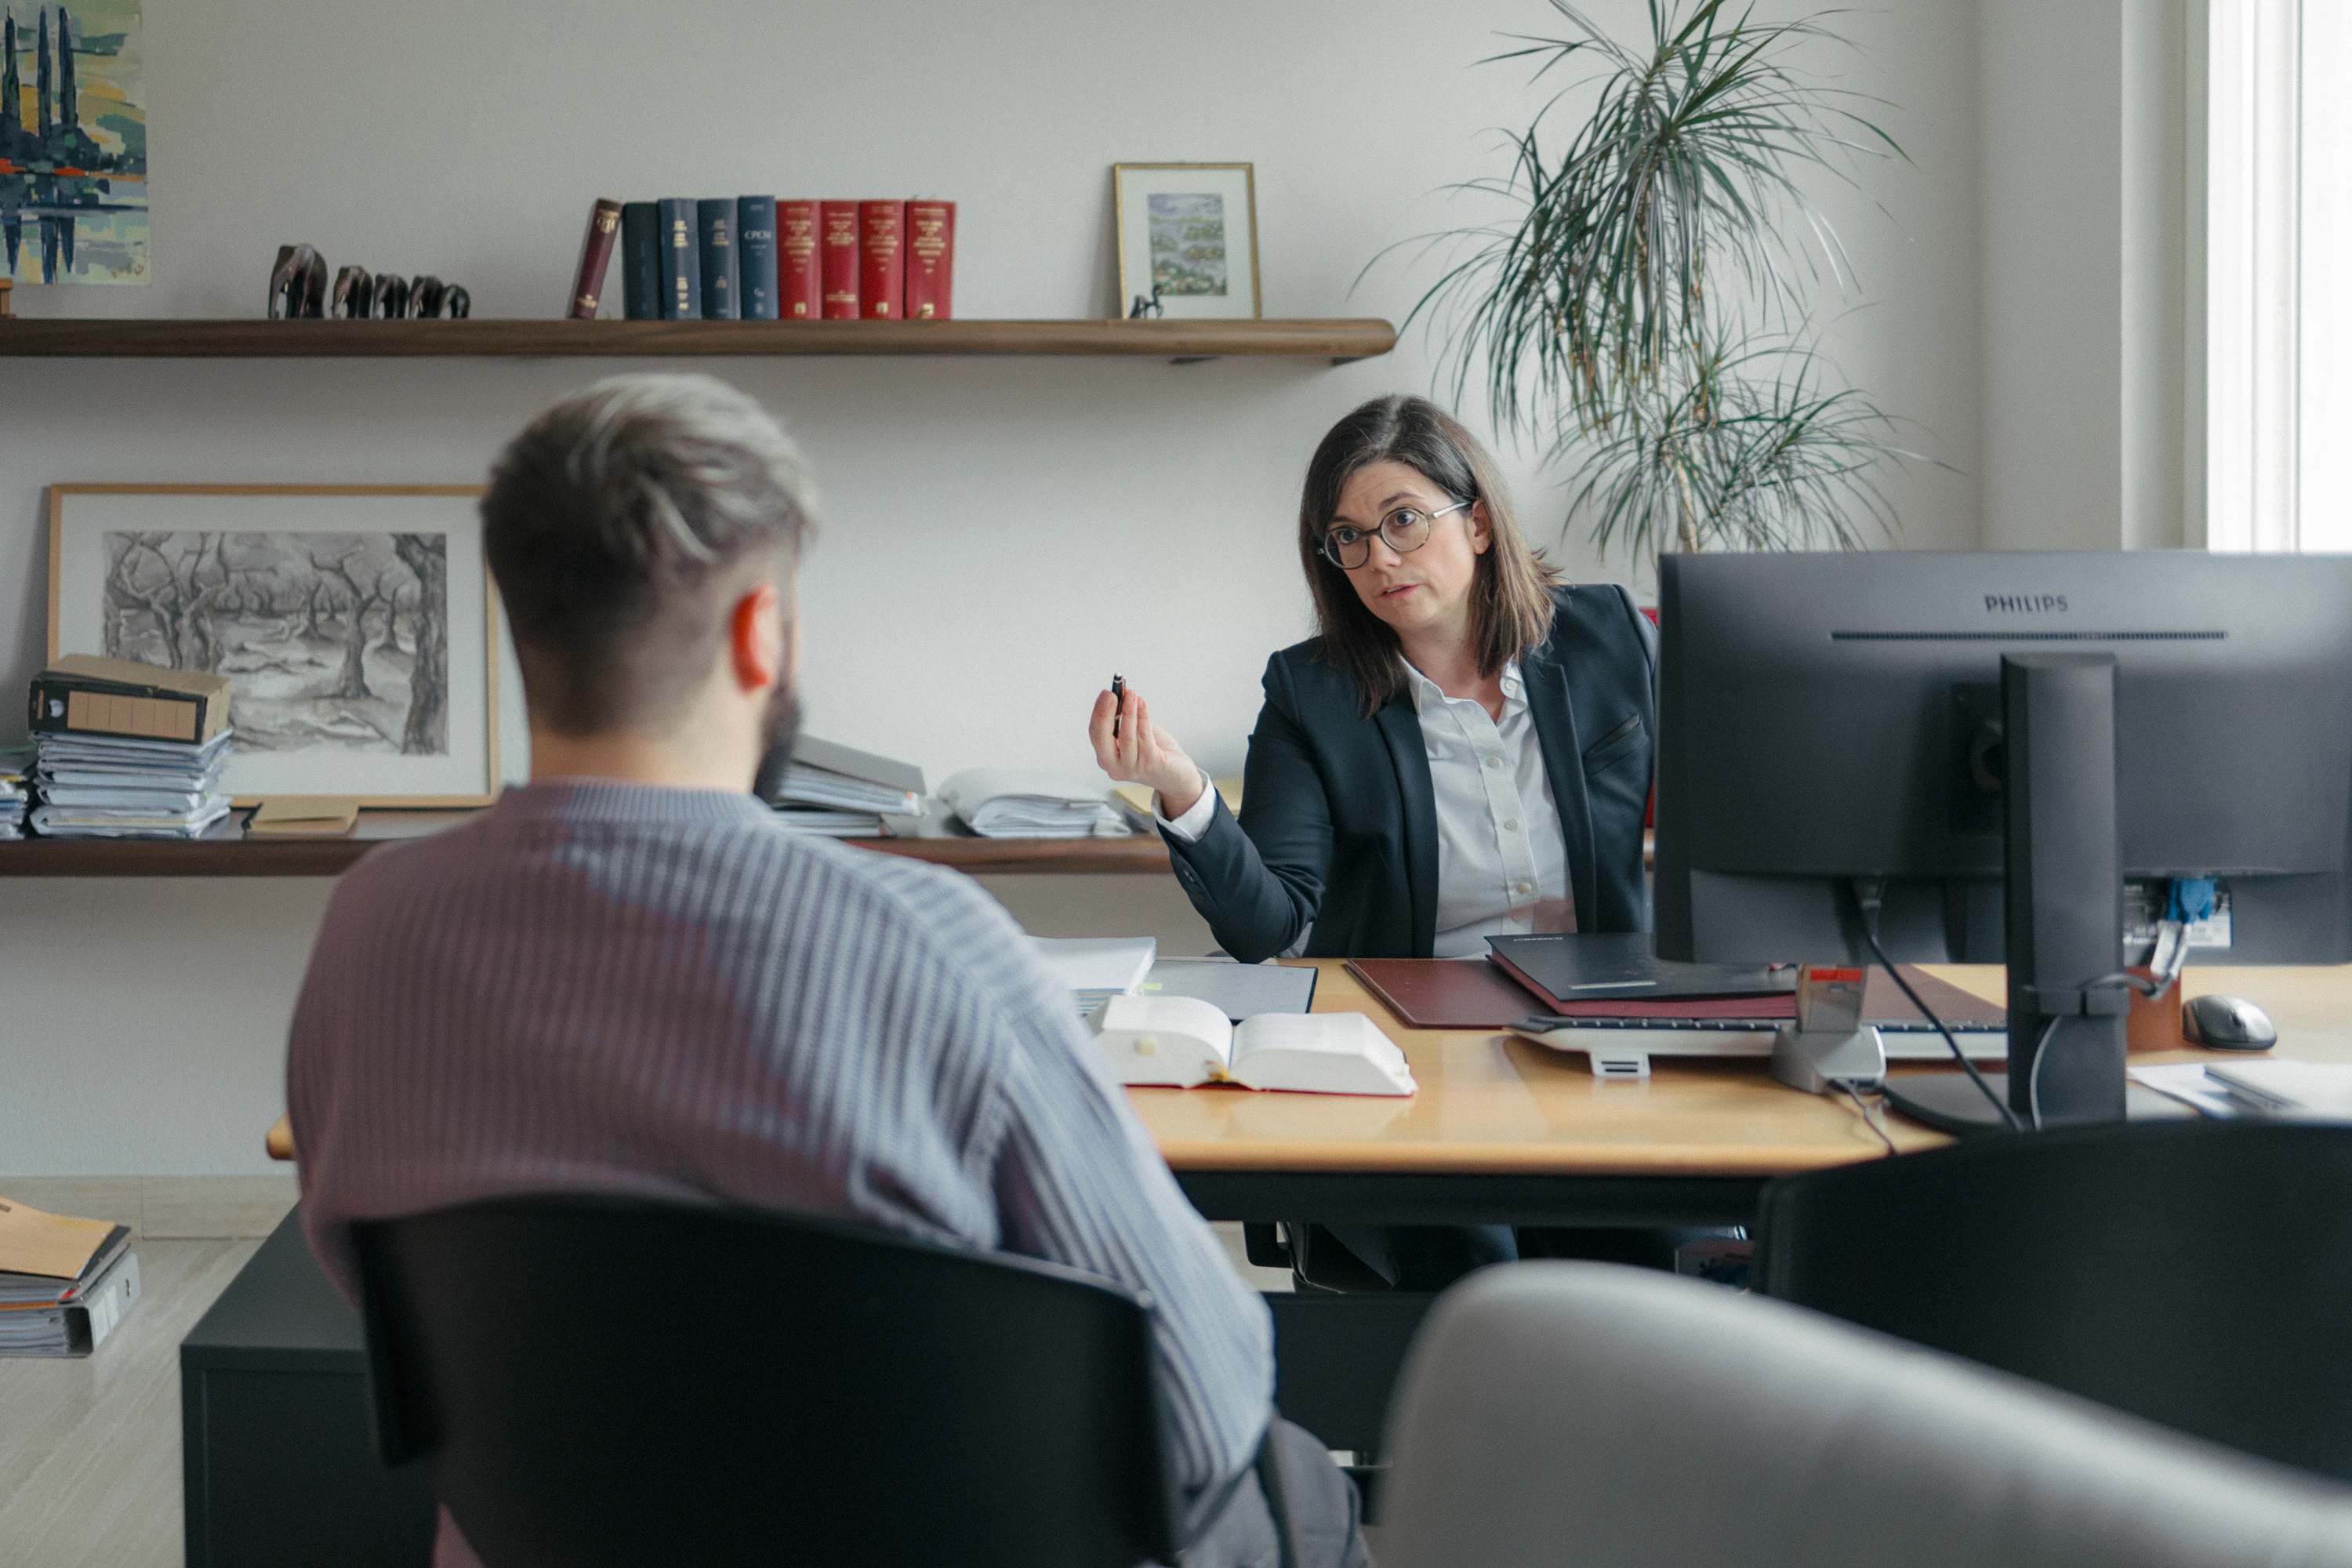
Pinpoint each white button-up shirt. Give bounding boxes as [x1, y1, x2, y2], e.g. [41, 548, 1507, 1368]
[1160, 658, 1574, 958]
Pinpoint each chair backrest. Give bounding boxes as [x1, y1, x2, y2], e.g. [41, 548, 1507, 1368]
[1753, 1120, 2352, 1480]
[1377, 1261, 2352, 1568]
[353, 1194, 1181, 1568]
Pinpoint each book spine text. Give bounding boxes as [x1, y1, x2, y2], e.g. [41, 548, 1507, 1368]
[697, 198, 740, 321]
[779, 201, 818, 319]
[858, 200, 906, 319]
[658, 198, 702, 320]
[819, 200, 861, 320]
[904, 200, 955, 321]
[568, 198, 622, 319]
[737, 195, 779, 321]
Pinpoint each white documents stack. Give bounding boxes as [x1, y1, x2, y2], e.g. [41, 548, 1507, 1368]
[29, 728, 234, 839]
[770, 736, 925, 838]
[0, 753, 25, 840]
[941, 769, 1127, 839]
[1029, 936, 1157, 1018]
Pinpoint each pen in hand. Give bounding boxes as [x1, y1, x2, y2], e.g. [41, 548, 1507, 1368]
[1111, 673, 1124, 739]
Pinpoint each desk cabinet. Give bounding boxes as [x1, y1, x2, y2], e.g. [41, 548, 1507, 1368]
[181, 1209, 437, 1568]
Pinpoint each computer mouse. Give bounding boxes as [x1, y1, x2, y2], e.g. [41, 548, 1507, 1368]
[2183, 994, 2278, 1051]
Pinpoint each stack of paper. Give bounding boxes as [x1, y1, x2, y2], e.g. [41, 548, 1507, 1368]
[1030, 936, 1157, 1018]
[29, 728, 234, 839]
[0, 1196, 139, 1357]
[941, 769, 1127, 839]
[0, 753, 26, 840]
[770, 737, 924, 839]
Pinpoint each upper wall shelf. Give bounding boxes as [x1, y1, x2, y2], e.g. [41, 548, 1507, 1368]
[0, 317, 1396, 363]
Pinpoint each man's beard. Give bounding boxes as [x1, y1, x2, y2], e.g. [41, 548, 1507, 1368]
[749, 684, 802, 800]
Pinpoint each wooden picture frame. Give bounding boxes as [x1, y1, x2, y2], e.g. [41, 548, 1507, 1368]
[1112, 163, 1262, 321]
[47, 484, 503, 808]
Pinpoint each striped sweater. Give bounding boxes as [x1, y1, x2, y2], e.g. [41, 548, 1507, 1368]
[289, 782, 1273, 1559]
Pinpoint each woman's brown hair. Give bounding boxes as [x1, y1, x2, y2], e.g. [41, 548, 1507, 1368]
[1298, 395, 1562, 717]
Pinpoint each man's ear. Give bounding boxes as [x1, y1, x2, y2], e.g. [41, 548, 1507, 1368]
[728, 580, 787, 695]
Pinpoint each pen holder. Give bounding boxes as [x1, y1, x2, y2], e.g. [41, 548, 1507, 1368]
[2125, 965, 2190, 1054]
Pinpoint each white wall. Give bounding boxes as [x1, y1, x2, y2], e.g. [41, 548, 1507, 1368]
[0, 0, 1990, 1175]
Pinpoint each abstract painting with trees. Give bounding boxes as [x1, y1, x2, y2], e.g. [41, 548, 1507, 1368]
[100, 529, 448, 756]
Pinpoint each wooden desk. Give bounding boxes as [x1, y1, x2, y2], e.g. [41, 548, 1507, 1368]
[1153, 960, 2352, 1229]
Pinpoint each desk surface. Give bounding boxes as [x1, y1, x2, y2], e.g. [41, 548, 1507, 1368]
[263, 960, 2352, 1183]
[1133, 960, 2352, 1180]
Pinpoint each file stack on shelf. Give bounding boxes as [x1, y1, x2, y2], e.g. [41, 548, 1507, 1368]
[30, 729, 234, 839]
[768, 735, 925, 838]
[939, 769, 1128, 839]
[0, 750, 26, 840]
[25, 655, 237, 839]
[0, 1196, 140, 1358]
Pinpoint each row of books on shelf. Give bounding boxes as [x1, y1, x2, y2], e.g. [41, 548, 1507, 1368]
[572, 198, 955, 324]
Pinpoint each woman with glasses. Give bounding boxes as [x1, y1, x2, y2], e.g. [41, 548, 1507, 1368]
[1089, 393, 1653, 967]
[1087, 395, 1662, 1290]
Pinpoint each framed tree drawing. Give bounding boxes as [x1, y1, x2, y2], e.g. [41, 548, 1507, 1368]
[48, 485, 502, 806]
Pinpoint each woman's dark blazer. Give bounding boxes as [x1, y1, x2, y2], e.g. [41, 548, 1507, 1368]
[1162, 584, 1657, 964]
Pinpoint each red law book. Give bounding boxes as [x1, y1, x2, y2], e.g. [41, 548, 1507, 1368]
[568, 197, 622, 319]
[858, 201, 906, 319]
[904, 200, 954, 320]
[818, 201, 861, 319]
[778, 201, 819, 320]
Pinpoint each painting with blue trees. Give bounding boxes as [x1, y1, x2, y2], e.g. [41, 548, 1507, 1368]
[2, 1, 143, 285]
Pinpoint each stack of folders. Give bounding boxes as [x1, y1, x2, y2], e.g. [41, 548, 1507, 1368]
[1029, 936, 1157, 1018]
[940, 769, 1128, 839]
[770, 736, 925, 838]
[0, 1197, 139, 1358]
[0, 750, 26, 840]
[30, 729, 234, 839]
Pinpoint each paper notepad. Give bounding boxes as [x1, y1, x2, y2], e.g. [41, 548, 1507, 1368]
[1090, 995, 1416, 1096]
[248, 797, 359, 839]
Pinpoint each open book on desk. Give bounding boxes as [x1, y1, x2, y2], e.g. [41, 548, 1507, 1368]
[1089, 995, 1416, 1096]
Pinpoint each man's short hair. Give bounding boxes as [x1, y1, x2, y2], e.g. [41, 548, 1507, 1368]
[482, 373, 818, 736]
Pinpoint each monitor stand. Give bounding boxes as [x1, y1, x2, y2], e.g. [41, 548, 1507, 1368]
[1888, 654, 2129, 1138]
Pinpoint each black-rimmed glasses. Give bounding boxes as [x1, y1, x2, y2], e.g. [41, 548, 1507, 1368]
[1320, 500, 1471, 571]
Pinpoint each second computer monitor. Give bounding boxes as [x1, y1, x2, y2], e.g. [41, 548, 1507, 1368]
[1653, 550, 2352, 967]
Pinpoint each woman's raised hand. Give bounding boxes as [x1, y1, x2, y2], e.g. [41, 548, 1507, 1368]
[1088, 684, 1207, 819]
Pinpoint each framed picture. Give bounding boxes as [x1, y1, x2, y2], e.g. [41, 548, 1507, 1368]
[47, 484, 502, 807]
[1112, 163, 1261, 321]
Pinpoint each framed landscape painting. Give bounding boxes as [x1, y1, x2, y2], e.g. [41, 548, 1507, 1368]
[47, 485, 501, 805]
[1112, 163, 1261, 320]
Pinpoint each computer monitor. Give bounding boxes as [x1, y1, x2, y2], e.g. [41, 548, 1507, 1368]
[1653, 550, 2352, 1131]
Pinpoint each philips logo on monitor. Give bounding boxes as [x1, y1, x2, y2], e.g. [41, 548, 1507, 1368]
[1984, 593, 2069, 614]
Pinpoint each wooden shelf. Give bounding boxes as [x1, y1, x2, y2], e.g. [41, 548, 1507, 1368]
[0, 812, 1171, 877]
[0, 317, 1395, 361]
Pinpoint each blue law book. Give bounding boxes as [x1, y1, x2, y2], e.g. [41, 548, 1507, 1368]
[697, 198, 740, 321]
[619, 201, 661, 321]
[659, 198, 702, 319]
[737, 195, 779, 320]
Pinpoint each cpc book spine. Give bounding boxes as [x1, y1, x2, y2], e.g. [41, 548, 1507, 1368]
[568, 197, 623, 319]
[619, 201, 661, 320]
[737, 195, 779, 320]
[779, 201, 818, 319]
[858, 200, 906, 319]
[658, 198, 702, 320]
[904, 200, 955, 321]
[818, 200, 861, 319]
[697, 198, 740, 321]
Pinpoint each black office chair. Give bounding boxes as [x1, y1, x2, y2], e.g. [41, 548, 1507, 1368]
[353, 1194, 1184, 1568]
[1754, 1119, 2352, 1481]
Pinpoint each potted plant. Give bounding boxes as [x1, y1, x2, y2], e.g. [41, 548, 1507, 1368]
[1407, 0, 1920, 561]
